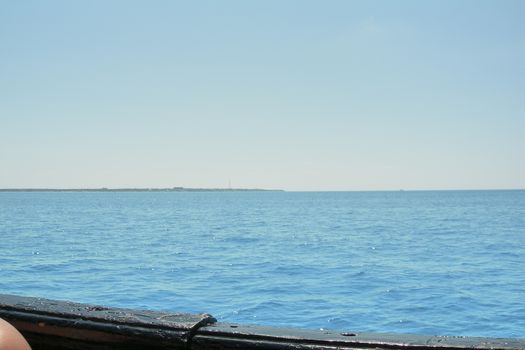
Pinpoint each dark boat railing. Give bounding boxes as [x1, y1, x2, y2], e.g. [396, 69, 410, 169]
[1, 294, 523, 350]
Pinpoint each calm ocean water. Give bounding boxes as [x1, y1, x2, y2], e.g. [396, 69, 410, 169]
[0, 190, 524, 337]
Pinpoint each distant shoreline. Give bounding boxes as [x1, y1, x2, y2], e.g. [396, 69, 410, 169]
[0, 188, 521, 193]
[0, 187, 284, 192]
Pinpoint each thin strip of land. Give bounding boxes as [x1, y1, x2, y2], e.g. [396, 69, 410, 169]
[0, 187, 283, 192]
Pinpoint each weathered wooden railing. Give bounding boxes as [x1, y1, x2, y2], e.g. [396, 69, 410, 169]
[1, 294, 523, 350]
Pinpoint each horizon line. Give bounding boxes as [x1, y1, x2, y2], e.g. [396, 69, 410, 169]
[0, 187, 523, 192]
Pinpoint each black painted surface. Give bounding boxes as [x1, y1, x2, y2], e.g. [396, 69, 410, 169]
[193, 323, 525, 350]
[0, 294, 215, 350]
[1, 294, 524, 350]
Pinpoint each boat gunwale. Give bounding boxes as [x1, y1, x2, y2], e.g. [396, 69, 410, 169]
[1, 294, 523, 350]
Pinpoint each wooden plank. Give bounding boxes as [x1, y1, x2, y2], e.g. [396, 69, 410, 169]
[192, 323, 525, 350]
[0, 294, 216, 350]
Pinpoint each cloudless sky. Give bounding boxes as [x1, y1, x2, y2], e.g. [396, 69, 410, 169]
[1, 0, 523, 191]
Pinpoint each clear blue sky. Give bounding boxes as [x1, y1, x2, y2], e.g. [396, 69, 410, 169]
[1, 0, 523, 190]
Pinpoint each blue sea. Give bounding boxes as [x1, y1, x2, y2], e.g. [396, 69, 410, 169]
[1, 190, 524, 338]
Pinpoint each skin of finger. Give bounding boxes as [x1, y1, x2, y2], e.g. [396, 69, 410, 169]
[0, 318, 32, 350]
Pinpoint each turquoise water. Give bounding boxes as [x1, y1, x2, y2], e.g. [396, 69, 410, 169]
[1, 190, 524, 337]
